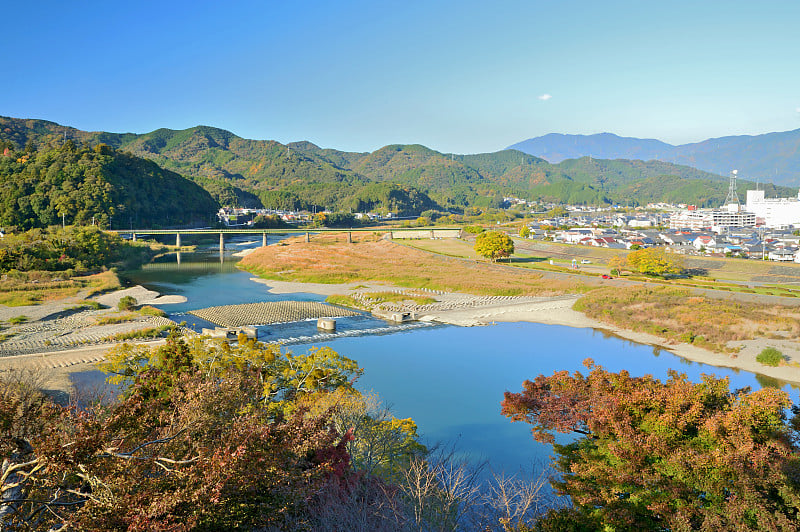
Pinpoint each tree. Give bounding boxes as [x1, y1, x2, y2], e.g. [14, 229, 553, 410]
[519, 225, 531, 238]
[607, 255, 625, 275]
[299, 388, 427, 482]
[626, 247, 684, 277]
[474, 231, 514, 262]
[501, 360, 800, 531]
[1, 334, 357, 530]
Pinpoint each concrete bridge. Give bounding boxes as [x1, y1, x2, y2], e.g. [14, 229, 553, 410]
[109, 227, 463, 254]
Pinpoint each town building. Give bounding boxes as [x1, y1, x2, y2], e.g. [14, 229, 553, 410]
[669, 205, 756, 231]
[745, 189, 800, 228]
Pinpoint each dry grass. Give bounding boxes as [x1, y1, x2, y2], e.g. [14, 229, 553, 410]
[239, 234, 586, 297]
[82, 270, 122, 295]
[362, 291, 437, 305]
[0, 270, 121, 307]
[575, 285, 800, 353]
[401, 238, 480, 259]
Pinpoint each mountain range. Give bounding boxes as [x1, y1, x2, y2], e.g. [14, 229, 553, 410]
[508, 130, 800, 187]
[1, 117, 795, 222]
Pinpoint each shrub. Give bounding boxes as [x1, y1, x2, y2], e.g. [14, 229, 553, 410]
[8, 315, 27, 325]
[118, 295, 137, 311]
[463, 225, 485, 234]
[138, 305, 167, 317]
[756, 347, 786, 367]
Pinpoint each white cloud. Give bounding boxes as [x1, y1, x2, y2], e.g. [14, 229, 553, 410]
[538, 93, 552, 101]
[796, 107, 800, 113]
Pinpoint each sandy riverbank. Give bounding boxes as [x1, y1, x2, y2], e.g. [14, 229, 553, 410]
[0, 283, 184, 397]
[0, 340, 167, 402]
[254, 278, 800, 385]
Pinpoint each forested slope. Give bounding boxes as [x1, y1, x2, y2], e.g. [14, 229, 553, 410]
[3, 116, 794, 211]
[0, 140, 218, 229]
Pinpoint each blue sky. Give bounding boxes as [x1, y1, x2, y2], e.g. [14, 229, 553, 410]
[5, 1, 800, 153]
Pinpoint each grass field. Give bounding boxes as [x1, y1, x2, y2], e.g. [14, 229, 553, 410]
[239, 234, 588, 297]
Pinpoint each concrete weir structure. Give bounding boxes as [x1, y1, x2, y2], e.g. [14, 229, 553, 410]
[201, 325, 258, 340]
[188, 301, 360, 328]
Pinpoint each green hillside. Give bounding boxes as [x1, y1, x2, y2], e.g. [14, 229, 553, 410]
[2, 116, 794, 212]
[0, 140, 218, 229]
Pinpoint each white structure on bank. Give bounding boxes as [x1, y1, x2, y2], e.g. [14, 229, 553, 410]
[745, 189, 800, 229]
[668, 205, 756, 232]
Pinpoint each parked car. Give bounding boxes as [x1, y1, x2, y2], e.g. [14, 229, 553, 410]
[601, 274, 611, 279]
[581, 259, 591, 264]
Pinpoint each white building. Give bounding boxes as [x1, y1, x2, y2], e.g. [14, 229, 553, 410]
[628, 219, 654, 228]
[669, 210, 713, 230]
[669, 205, 755, 231]
[745, 189, 800, 229]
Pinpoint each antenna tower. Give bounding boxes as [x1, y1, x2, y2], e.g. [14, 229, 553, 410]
[725, 170, 740, 206]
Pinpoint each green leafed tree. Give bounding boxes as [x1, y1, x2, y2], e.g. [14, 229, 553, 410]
[474, 230, 514, 262]
[501, 360, 800, 531]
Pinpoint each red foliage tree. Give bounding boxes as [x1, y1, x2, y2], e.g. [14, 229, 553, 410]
[502, 359, 800, 530]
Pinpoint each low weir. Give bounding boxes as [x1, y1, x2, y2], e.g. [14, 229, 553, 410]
[188, 301, 361, 328]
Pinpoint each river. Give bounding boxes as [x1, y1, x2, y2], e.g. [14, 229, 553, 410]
[72, 240, 800, 476]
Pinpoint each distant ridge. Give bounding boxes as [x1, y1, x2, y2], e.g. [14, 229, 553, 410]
[1, 116, 794, 210]
[508, 129, 800, 187]
[508, 133, 674, 164]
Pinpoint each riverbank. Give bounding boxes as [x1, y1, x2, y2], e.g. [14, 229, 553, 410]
[253, 278, 800, 385]
[0, 282, 184, 396]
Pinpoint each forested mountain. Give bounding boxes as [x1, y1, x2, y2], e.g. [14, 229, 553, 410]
[508, 130, 800, 187]
[2, 116, 794, 212]
[0, 140, 218, 230]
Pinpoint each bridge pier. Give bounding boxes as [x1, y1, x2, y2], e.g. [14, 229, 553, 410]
[175, 233, 181, 248]
[132, 232, 137, 242]
[305, 232, 310, 243]
[219, 232, 225, 255]
[347, 232, 352, 243]
[262, 232, 267, 247]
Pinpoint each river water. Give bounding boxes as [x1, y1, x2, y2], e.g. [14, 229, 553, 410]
[72, 240, 800, 476]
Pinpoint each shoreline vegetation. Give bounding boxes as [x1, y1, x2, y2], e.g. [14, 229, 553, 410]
[239, 233, 800, 385]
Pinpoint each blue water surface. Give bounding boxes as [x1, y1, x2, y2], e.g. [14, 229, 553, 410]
[72, 244, 800, 478]
[290, 322, 800, 475]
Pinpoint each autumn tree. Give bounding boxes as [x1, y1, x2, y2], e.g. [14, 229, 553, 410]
[519, 225, 531, 238]
[474, 230, 515, 262]
[607, 254, 625, 275]
[299, 388, 427, 482]
[1, 333, 359, 530]
[625, 247, 684, 277]
[501, 360, 800, 531]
